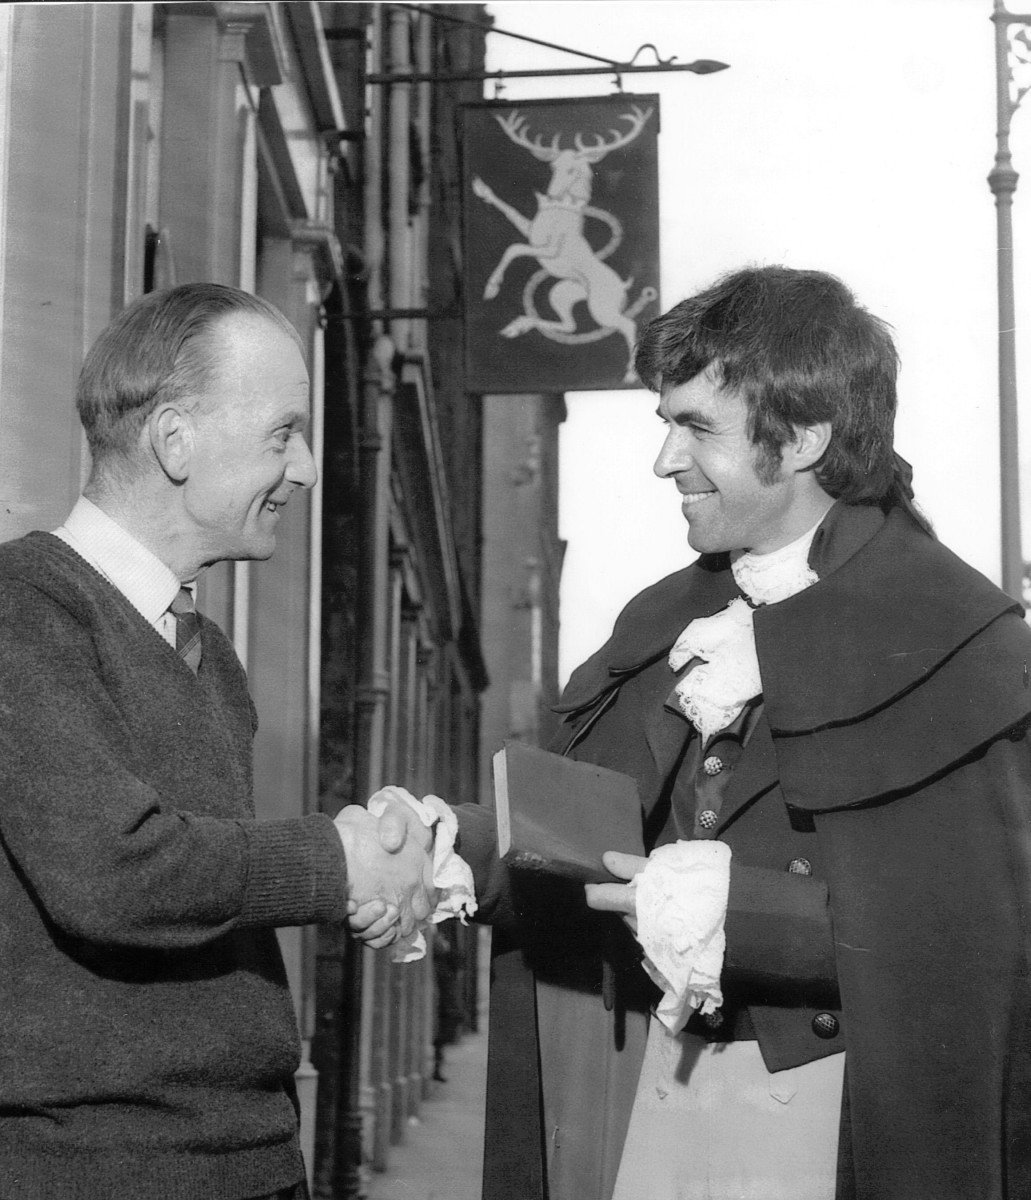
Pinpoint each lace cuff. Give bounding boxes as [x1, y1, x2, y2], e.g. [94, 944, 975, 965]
[367, 787, 478, 963]
[633, 840, 731, 1033]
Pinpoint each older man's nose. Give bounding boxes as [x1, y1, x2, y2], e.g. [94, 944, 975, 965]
[288, 436, 318, 489]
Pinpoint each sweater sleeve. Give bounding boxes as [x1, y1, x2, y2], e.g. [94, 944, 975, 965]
[0, 578, 350, 949]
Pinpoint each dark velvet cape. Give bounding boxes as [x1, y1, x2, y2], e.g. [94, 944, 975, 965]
[459, 504, 1031, 1200]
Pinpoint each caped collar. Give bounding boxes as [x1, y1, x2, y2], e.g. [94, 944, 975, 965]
[556, 501, 1021, 726]
[758, 505, 1020, 732]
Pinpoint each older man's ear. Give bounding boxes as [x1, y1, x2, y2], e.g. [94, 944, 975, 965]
[149, 404, 193, 483]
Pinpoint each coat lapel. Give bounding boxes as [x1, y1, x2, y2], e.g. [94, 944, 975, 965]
[636, 564, 742, 782]
[645, 690, 693, 788]
[555, 555, 739, 716]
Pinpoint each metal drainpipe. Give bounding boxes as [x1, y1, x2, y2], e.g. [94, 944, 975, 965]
[369, 8, 414, 1175]
[343, 4, 396, 1195]
[412, 6, 435, 1112]
[388, 6, 412, 348]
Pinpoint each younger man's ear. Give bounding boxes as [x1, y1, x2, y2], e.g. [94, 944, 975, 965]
[148, 404, 193, 483]
[786, 421, 832, 472]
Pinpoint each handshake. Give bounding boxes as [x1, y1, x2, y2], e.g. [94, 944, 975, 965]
[334, 787, 475, 953]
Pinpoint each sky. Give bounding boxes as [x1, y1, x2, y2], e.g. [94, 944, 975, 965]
[482, 0, 1031, 683]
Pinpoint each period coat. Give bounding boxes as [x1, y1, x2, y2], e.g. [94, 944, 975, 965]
[458, 501, 1031, 1200]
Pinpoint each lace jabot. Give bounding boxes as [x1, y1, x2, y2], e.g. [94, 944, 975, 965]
[669, 517, 827, 740]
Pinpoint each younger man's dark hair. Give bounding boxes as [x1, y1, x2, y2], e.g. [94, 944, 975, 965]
[635, 266, 928, 530]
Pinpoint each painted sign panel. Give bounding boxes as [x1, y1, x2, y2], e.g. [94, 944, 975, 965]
[462, 94, 661, 393]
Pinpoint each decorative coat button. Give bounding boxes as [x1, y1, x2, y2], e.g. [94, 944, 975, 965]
[698, 809, 718, 830]
[703, 756, 724, 776]
[787, 857, 813, 876]
[812, 1012, 839, 1039]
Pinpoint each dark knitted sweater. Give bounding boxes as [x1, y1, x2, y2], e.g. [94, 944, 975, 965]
[0, 533, 350, 1199]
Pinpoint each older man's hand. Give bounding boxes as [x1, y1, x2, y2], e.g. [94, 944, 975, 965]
[345, 897, 401, 950]
[334, 800, 437, 947]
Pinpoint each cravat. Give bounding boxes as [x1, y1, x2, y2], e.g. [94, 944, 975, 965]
[668, 519, 824, 738]
[169, 586, 202, 674]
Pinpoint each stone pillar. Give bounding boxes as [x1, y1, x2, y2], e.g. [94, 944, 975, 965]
[0, 3, 140, 538]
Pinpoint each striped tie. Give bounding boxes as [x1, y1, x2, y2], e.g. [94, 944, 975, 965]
[169, 586, 202, 674]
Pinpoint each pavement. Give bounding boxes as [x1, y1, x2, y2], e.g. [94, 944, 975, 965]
[365, 933, 489, 1200]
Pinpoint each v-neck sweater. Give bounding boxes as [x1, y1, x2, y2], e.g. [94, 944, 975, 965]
[0, 533, 349, 1199]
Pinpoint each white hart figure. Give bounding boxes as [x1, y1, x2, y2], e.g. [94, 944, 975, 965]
[472, 104, 657, 382]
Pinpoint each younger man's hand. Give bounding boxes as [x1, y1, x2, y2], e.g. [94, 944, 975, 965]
[584, 850, 648, 934]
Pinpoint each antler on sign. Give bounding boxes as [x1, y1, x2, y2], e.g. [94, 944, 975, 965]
[573, 104, 655, 162]
[493, 111, 563, 162]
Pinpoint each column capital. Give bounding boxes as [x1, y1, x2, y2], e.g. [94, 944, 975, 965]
[290, 220, 345, 292]
[212, 1, 288, 85]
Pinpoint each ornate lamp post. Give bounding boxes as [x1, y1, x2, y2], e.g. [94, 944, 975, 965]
[989, 0, 1031, 601]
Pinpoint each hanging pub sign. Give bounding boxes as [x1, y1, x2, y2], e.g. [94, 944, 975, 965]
[462, 94, 661, 394]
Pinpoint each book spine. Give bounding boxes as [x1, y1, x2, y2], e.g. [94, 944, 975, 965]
[493, 747, 511, 857]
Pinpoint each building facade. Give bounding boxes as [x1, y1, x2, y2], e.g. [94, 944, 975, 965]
[479, 393, 566, 794]
[0, 3, 515, 1196]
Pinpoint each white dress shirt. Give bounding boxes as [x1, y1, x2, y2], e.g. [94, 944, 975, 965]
[53, 496, 187, 649]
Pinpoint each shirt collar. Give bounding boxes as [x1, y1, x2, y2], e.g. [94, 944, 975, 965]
[52, 497, 184, 625]
[729, 508, 830, 607]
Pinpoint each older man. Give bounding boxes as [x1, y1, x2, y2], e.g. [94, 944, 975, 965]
[0, 284, 433, 1200]
[461, 267, 1031, 1200]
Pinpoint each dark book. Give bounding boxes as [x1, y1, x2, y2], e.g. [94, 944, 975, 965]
[492, 741, 645, 883]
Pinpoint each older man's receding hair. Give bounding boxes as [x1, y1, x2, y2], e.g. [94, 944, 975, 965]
[76, 283, 302, 478]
